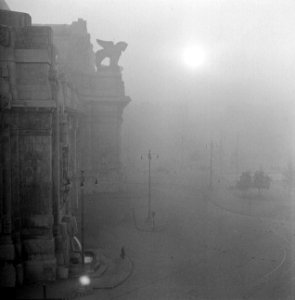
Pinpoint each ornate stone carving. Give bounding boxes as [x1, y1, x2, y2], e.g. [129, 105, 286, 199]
[95, 39, 127, 69]
[0, 25, 10, 47]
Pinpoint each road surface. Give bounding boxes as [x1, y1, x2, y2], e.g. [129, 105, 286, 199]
[82, 181, 294, 299]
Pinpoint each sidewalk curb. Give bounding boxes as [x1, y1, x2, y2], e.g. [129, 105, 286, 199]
[15, 249, 134, 299]
[92, 256, 134, 290]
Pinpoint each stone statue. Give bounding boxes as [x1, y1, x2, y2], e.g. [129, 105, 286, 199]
[95, 39, 128, 69]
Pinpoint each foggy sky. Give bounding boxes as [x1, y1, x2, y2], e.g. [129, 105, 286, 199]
[7, 0, 295, 174]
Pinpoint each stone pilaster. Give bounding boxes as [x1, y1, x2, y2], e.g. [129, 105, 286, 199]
[0, 125, 16, 287]
[0, 22, 16, 286]
[14, 109, 56, 283]
[78, 68, 130, 193]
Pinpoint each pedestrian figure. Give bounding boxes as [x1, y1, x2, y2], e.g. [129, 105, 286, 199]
[120, 246, 125, 259]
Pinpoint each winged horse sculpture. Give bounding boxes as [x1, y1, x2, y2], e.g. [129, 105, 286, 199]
[95, 39, 128, 69]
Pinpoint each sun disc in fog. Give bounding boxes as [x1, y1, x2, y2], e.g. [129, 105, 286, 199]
[182, 45, 207, 69]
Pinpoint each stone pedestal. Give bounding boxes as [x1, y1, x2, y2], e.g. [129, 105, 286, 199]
[0, 235, 15, 287]
[21, 214, 56, 283]
[24, 257, 56, 283]
[75, 68, 130, 193]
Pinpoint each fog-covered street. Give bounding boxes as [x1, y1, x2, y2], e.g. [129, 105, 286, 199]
[3, 1, 295, 298]
[82, 176, 294, 300]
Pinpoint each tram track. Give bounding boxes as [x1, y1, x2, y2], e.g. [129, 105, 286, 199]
[117, 180, 291, 299]
[156, 182, 292, 298]
[160, 182, 291, 299]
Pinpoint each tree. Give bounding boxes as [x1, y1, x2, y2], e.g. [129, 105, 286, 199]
[253, 170, 271, 192]
[283, 162, 295, 192]
[282, 162, 295, 197]
[236, 171, 252, 191]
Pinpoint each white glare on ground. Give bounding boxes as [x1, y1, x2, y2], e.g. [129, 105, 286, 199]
[79, 275, 91, 286]
[182, 44, 207, 69]
[84, 255, 93, 264]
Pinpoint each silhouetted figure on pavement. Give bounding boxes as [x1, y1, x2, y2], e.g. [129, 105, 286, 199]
[120, 246, 125, 259]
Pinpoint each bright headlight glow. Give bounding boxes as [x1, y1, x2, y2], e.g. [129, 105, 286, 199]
[79, 275, 91, 286]
[182, 44, 207, 69]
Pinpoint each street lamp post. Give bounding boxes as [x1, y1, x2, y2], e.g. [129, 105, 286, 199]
[206, 141, 216, 190]
[141, 149, 158, 222]
[71, 170, 97, 268]
[80, 170, 85, 267]
[148, 150, 152, 221]
[209, 141, 213, 190]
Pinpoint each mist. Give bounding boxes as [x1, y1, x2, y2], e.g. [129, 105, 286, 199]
[7, 0, 295, 180]
[6, 1, 295, 299]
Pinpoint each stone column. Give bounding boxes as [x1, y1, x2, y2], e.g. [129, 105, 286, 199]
[0, 125, 16, 287]
[0, 22, 21, 288]
[11, 116, 24, 287]
[79, 68, 130, 193]
[18, 110, 56, 284]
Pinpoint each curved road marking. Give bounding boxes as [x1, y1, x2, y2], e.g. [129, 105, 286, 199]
[261, 248, 287, 280]
[204, 190, 291, 297]
[122, 182, 290, 297]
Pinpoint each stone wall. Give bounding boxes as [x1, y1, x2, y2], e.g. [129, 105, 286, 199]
[49, 19, 95, 75]
[0, 0, 10, 10]
[50, 19, 130, 193]
[0, 9, 78, 286]
[0, 8, 131, 287]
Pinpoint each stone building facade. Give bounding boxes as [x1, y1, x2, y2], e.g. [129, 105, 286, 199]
[0, 7, 130, 287]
